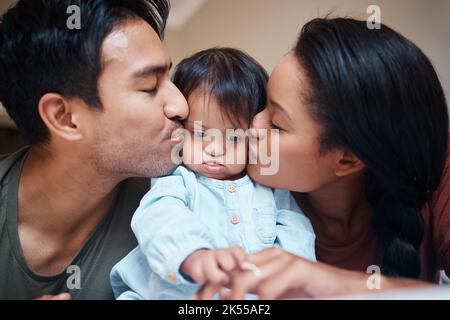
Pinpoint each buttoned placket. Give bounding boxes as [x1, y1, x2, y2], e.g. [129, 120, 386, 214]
[224, 182, 241, 244]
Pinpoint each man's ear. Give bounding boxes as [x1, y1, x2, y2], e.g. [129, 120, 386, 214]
[335, 148, 365, 177]
[38, 93, 84, 141]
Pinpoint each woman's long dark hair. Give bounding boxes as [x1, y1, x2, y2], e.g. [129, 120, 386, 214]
[294, 18, 449, 278]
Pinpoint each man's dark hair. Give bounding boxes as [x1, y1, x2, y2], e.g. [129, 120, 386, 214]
[172, 47, 268, 127]
[0, 0, 170, 145]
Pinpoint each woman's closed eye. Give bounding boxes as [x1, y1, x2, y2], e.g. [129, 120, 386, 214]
[142, 87, 158, 96]
[271, 121, 283, 131]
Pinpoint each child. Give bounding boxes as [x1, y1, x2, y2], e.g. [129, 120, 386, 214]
[110, 48, 316, 299]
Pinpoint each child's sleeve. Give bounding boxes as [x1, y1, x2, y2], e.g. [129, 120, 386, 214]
[275, 209, 316, 261]
[273, 189, 316, 261]
[131, 167, 216, 285]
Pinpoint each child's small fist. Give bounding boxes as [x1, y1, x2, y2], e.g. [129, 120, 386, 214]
[181, 245, 245, 285]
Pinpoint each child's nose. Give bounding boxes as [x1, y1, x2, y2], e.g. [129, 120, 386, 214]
[206, 140, 225, 157]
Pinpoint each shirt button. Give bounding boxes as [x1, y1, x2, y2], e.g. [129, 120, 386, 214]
[231, 216, 240, 225]
[167, 272, 177, 282]
[228, 184, 236, 193]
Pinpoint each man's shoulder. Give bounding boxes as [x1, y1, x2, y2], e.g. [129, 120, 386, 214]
[0, 147, 29, 181]
[117, 177, 150, 210]
[124, 176, 149, 193]
[0, 154, 10, 162]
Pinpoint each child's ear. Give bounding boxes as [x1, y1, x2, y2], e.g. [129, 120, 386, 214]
[335, 149, 365, 177]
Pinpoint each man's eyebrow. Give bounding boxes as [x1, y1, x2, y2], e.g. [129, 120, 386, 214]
[132, 62, 173, 78]
[269, 99, 292, 121]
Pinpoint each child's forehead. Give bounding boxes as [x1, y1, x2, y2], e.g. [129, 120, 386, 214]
[184, 116, 248, 131]
[186, 92, 249, 130]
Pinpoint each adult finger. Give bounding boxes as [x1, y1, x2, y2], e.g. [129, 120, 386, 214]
[203, 254, 229, 284]
[243, 247, 286, 267]
[36, 293, 71, 300]
[256, 264, 306, 299]
[193, 283, 223, 300]
[217, 251, 238, 273]
[229, 245, 246, 264]
[229, 253, 293, 299]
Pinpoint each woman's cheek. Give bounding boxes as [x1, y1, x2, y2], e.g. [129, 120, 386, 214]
[277, 138, 302, 187]
[276, 134, 320, 192]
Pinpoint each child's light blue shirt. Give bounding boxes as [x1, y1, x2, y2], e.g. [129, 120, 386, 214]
[110, 166, 316, 300]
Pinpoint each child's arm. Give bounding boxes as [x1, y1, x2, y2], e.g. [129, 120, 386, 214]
[273, 190, 316, 261]
[131, 168, 217, 285]
[181, 245, 246, 284]
[275, 208, 316, 261]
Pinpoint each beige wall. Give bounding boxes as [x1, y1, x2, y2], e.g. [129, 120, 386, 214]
[165, 0, 450, 108]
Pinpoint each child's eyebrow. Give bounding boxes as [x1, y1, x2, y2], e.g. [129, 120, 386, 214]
[185, 120, 241, 131]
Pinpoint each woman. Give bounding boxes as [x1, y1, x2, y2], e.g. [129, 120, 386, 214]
[196, 18, 449, 299]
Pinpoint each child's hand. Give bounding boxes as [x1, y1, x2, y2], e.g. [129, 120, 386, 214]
[181, 245, 246, 285]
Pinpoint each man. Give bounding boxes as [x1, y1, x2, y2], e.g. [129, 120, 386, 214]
[0, 0, 188, 299]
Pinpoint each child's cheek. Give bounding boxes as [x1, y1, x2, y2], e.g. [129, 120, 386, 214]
[182, 135, 206, 165]
[181, 135, 194, 164]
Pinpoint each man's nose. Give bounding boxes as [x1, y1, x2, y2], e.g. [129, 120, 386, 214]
[163, 81, 189, 121]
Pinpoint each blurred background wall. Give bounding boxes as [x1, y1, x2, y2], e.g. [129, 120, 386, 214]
[165, 0, 450, 99]
[1, 0, 449, 153]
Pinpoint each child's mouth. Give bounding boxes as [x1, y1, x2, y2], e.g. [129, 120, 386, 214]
[202, 162, 225, 173]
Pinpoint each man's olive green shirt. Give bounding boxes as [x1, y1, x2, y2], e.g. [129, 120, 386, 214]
[0, 148, 145, 300]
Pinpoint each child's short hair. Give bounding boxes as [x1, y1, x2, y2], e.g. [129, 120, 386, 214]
[172, 47, 268, 127]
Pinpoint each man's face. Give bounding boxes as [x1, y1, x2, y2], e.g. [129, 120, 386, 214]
[85, 19, 188, 178]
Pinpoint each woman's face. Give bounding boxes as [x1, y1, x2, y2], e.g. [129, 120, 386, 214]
[247, 53, 339, 192]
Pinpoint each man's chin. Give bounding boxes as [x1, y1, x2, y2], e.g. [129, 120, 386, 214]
[127, 153, 179, 179]
[151, 162, 179, 178]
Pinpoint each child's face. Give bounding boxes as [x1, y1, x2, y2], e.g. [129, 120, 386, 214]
[182, 88, 249, 180]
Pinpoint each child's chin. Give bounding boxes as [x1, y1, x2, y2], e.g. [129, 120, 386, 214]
[201, 171, 228, 180]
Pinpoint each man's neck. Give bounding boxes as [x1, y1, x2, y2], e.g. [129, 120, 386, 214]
[18, 146, 122, 235]
[16, 146, 122, 275]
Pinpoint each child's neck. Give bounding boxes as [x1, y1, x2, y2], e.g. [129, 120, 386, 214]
[220, 171, 246, 181]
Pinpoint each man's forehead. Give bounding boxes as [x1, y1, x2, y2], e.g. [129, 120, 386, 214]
[101, 19, 169, 71]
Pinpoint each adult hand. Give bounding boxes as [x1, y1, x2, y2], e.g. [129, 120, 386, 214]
[35, 293, 71, 300]
[194, 248, 431, 300]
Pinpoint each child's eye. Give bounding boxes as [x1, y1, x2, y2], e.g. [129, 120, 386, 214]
[193, 130, 207, 138]
[226, 135, 243, 143]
